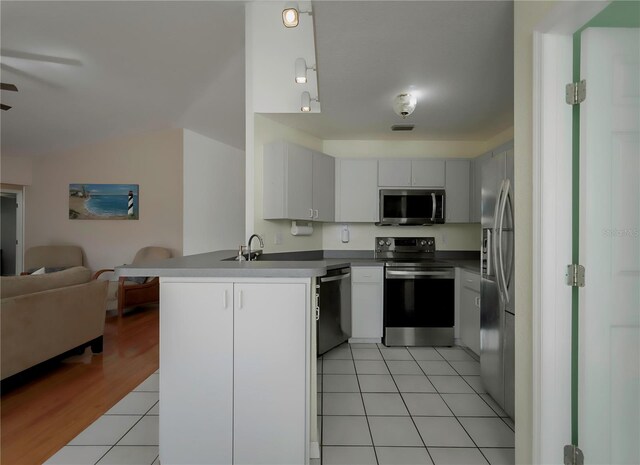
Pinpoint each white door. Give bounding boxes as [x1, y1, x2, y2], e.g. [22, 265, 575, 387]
[579, 28, 639, 465]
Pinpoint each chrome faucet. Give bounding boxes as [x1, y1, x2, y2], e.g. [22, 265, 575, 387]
[247, 234, 264, 261]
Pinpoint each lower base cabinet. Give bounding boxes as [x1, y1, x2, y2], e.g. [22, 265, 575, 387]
[458, 269, 481, 356]
[160, 279, 309, 465]
[350, 267, 383, 342]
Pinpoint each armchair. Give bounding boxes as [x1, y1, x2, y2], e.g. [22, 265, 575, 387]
[94, 246, 172, 318]
[22, 245, 84, 274]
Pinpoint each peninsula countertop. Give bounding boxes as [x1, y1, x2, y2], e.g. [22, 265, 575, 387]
[115, 249, 480, 279]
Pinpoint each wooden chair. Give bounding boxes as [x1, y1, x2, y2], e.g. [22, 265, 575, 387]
[93, 246, 172, 318]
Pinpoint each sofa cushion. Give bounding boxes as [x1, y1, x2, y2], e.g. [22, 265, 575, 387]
[0, 266, 91, 299]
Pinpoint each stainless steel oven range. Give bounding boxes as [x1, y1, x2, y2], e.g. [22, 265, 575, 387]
[375, 237, 455, 347]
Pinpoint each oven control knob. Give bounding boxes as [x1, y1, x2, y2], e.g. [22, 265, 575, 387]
[385, 240, 392, 246]
[420, 240, 427, 246]
[427, 239, 434, 246]
[378, 239, 385, 246]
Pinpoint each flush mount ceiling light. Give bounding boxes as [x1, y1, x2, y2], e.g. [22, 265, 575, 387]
[301, 91, 319, 112]
[282, 4, 312, 28]
[294, 58, 316, 84]
[393, 93, 417, 118]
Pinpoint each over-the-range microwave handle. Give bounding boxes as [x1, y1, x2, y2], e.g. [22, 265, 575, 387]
[431, 192, 436, 222]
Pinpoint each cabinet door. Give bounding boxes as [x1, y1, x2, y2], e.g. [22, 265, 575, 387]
[459, 286, 481, 356]
[160, 282, 233, 465]
[312, 150, 335, 222]
[470, 152, 490, 223]
[351, 267, 383, 340]
[285, 144, 314, 220]
[378, 159, 411, 186]
[411, 159, 445, 187]
[336, 159, 379, 222]
[445, 160, 471, 223]
[234, 283, 307, 465]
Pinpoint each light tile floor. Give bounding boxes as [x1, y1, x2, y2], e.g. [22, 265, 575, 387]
[46, 343, 513, 465]
[44, 372, 160, 465]
[318, 343, 514, 465]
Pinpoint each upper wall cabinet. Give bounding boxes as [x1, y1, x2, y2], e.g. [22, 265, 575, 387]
[378, 159, 445, 187]
[263, 141, 335, 222]
[335, 158, 379, 222]
[445, 160, 471, 223]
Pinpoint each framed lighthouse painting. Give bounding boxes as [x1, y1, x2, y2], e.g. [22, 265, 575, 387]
[69, 184, 139, 220]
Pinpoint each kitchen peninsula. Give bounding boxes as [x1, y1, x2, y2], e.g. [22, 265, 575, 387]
[118, 249, 354, 465]
[117, 249, 479, 465]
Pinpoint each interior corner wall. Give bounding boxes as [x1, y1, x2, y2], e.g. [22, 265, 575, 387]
[25, 129, 184, 271]
[321, 139, 488, 252]
[514, 2, 557, 464]
[253, 114, 324, 252]
[183, 129, 245, 255]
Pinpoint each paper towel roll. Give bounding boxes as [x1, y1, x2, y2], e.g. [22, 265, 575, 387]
[291, 221, 313, 236]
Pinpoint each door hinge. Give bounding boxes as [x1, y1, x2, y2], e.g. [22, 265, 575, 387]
[566, 80, 586, 105]
[564, 445, 584, 465]
[566, 264, 585, 287]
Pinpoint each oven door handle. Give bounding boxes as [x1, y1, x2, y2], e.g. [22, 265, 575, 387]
[386, 269, 453, 279]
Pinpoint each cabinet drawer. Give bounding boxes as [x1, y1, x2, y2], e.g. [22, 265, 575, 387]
[352, 266, 383, 283]
[461, 270, 480, 292]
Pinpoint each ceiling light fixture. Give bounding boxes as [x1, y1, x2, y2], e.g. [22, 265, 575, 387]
[282, 4, 312, 28]
[301, 91, 318, 112]
[393, 93, 417, 118]
[294, 58, 316, 84]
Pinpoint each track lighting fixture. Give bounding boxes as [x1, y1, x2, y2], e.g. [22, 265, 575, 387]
[301, 91, 318, 112]
[282, 4, 312, 28]
[294, 58, 316, 84]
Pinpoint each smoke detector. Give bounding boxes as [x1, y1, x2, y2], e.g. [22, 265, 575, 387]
[393, 93, 417, 118]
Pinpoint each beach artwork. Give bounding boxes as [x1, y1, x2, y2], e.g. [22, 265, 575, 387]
[69, 184, 139, 220]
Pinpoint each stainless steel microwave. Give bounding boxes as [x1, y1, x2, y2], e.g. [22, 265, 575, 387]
[377, 189, 446, 226]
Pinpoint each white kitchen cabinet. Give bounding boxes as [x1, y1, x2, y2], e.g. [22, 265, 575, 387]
[263, 141, 335, 222]
[411, 159, 446, 187]
[457, 269, 481, 356]
[350, 266, 384, 343]
[470, 151, 491, 223]
[378, 159, 412, 186]
[335, 158, 379, 222]
[378, 159, 445, 187]
[445, 160, 471, 223]
[160, 279, 309, 465]
[311, 150, 335, 222]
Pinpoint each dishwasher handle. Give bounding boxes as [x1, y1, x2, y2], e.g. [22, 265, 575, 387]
[320, 271, 351, 283]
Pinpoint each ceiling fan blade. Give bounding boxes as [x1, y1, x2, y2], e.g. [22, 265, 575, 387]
[1, 103, 12, 111]
[0, 83, 18, 92]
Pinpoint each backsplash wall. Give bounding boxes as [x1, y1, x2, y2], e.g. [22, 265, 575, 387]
[322, 223, 482, 252]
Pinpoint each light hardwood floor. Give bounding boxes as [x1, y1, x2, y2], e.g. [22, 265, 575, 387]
[1, 306, 159, 465]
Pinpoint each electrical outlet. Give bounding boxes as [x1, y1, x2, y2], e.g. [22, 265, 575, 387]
[274, 232, 283, 245]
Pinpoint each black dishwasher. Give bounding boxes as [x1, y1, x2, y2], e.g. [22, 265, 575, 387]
[316, 267, 351, 355]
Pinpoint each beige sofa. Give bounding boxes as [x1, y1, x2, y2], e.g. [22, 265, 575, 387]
[1, 266, 108, 381]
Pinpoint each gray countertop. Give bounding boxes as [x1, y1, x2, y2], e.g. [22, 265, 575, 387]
[116, 249, 480, 279]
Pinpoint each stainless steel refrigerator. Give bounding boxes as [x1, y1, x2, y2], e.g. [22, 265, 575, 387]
[480, 147, 515, 419]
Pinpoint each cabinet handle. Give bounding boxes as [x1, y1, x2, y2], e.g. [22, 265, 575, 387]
[314, 209, 319, 219]
[238, 290, 243, 309]
[309, 208, 313, 218]
[466, 279, 474, 283]
[475, 296, 481, 308]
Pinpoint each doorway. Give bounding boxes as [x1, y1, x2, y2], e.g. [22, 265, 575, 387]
[533, 1, 639, 463]
[0, 187, 24, 275]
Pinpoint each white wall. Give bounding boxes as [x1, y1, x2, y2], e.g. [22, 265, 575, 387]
[183, 129, 245, 255]
[253, 114, 325, 252]
[514, 2, 557, 464]
[25, 129, 184, 271]
[1, 155, 33, 185]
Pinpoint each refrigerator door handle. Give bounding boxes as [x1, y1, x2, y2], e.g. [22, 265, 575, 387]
[503, 186, 515, 292]
[497, 179, 510, 304]
[493, 180, 505, 303]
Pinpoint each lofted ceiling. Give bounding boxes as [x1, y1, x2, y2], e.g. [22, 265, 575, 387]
[1, 1, 514, 158]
